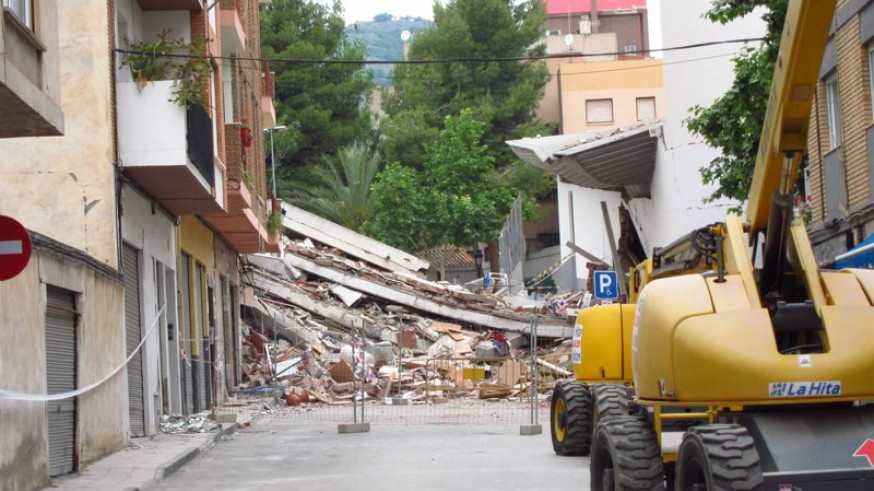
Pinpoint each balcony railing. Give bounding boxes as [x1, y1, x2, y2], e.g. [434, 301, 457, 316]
[187, 104, 215, 187]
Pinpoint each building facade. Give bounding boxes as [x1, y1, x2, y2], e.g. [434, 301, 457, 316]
[0, 0, 278, 487]
[806, 0, 874, 266]
[510, 0, 764, 291]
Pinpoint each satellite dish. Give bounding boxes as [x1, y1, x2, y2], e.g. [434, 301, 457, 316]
[564, 34, 574, 47]
[401, 30, 411, 42]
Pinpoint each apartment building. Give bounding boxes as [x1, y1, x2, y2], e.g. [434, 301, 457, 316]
[806, 0, 874, 267]
[0, 0, 278, 487]
[510, 0, 763, 291]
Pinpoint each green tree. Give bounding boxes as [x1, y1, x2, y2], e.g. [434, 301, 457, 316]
[685, 0, 788, 210]
[284, 142, 382, 232]
[366, 110, 516, 278]
[260, 0, 375, 188]
[380, 0, 553, 194]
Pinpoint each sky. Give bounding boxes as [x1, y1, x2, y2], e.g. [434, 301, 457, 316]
[339, 0, 438, 25]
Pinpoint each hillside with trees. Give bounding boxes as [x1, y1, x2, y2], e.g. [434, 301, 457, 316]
[345, 15, 431, 86]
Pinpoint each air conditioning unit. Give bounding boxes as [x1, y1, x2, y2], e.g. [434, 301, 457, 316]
[545, 29, 561, 36]
[579, 15, 591, 34]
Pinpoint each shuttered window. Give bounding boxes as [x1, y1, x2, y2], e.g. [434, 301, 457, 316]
[636, 97, 656, 121]
[586, 99, 613, 124]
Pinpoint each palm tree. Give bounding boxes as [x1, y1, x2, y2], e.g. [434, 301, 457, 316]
[285, 142, 382, 232]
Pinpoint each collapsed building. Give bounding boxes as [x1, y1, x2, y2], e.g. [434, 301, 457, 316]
[236, 204, 580, 405]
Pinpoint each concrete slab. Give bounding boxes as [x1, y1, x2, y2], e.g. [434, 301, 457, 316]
[337, 422, 371, 434]
[519, 424, 543, 435]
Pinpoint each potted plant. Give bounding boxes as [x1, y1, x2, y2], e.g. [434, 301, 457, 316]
[267, 209, 283, 236]
[120, 28, 211, 108]
[241, 118, 254, 148]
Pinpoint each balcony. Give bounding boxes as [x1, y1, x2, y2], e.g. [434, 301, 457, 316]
[203, 177, 275, 253]
[0, 6, 64, 137]
[117, 80, 223, 216]
[136, 0, 203, 11]
[220, 0, 245, 55]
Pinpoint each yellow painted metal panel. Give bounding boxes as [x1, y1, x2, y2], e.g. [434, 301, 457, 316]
[821, 271, 871, 306]
[633, 275, 714, 400]
[575, 304, 625, 381]
[707, 275, 752, 312]
[746, 0, 837, 234]
[846, 268, 874, 303]
[723, 216, 761, 309]
[790, 223, 827, 313]
[659, 305, 874, 405]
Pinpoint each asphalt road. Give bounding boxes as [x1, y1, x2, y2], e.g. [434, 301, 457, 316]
[156, 417, 589, 491]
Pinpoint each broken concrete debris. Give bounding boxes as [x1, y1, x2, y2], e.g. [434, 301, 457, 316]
[159, 414, 219, 434]
[238, 235, 584, 406]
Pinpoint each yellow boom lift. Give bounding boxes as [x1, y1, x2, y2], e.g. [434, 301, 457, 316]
[549, 0, 874, 488]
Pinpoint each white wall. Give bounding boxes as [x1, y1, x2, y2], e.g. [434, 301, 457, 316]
[120, 185, 179, 433]
[646, 1, 766, 248]
[558, 181, 625, 290]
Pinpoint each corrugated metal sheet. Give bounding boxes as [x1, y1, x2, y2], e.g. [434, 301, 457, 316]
[507, 120, 661, 199]
[123, 244, 145, 437]
[46, 286, 77, 476]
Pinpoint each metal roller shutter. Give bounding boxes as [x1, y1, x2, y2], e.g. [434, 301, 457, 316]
[123, 245, 146, 437]
[45, 286, 77, 476]
[180, 253, 194, 414]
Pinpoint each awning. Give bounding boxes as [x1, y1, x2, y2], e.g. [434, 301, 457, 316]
[835, 234, 874, 269]
[506, 119, 662, 199]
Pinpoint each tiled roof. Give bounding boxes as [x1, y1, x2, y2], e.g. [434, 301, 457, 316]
[423, 246, 476, 270]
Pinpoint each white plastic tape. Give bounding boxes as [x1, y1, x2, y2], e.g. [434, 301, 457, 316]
[0, 304, 165, 401]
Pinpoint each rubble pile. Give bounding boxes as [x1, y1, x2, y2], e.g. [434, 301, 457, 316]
[158, 414, 219, 434]
[237, 226, 581, 405]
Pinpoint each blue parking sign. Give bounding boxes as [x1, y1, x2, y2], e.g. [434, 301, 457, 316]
[593, 270, 619, 299]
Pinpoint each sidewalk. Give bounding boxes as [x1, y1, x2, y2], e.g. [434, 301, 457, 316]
[49, 422, 238, 491]
[47, 398, 274, 491]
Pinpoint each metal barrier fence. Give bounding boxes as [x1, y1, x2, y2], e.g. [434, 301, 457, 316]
[232, 317, 582, 426]
[259, 353, 551, 425]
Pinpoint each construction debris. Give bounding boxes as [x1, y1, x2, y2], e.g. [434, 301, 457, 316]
[236, 212, 585, 405]
[159, 414, 219, 434]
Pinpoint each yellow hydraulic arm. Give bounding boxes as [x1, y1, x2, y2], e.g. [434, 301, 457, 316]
[746, 0, 836, 236]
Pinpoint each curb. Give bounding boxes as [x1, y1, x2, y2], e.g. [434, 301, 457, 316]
[135, 422, 239, 491]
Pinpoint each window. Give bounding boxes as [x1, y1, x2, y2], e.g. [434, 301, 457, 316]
[636, 97, 656, 121]
[869, 45, 874, 121]
[624, 44, 638, 53]
[586, 99, 613, 124]
[825, 75, 842, 149]
[3, 0, 32, 29]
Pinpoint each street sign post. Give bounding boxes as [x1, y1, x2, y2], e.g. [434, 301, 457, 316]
[593, 270, 619, 300]
[0, 215, 32, 281]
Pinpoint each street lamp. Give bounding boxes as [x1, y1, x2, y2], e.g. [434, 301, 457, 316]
[263, 125, 287, 199]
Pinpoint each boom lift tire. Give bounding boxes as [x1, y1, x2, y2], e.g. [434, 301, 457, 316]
[593, 383, 629, 421]
[590, 416, 664, 491]
[550, 381, 593, 456]
[675, 424, 764, 491]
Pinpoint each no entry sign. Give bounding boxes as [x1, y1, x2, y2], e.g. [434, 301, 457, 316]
[0, 215, 32, 281]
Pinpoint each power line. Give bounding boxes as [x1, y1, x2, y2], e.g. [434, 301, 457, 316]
[114, 36, 763, 67]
